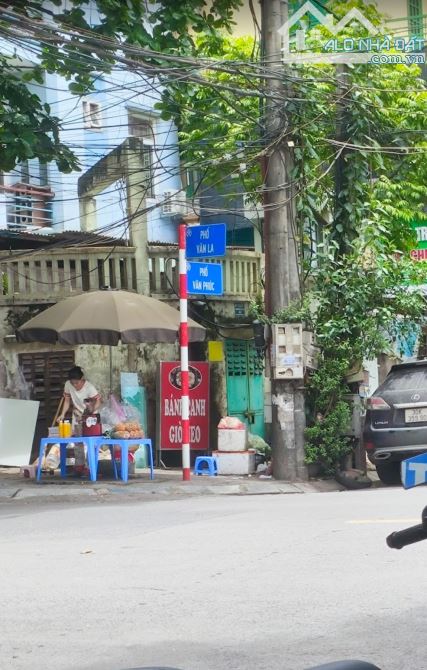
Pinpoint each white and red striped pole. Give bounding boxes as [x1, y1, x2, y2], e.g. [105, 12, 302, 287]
[178, 222, 191, 481]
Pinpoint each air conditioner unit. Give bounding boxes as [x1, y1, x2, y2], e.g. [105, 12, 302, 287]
[161, 191, 183, 216]
[187, 197, 200, 216]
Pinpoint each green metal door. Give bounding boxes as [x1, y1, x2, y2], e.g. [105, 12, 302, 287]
[225, 340, 265, 437]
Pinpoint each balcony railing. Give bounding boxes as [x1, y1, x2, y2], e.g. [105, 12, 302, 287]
[0, 244, 263, 304]
[148, 245, 263, 300]
[5, 183, 54, 229]
[0, 247, 137, 303]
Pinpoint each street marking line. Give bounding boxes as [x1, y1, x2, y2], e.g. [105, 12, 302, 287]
[347, 519, 419, 524]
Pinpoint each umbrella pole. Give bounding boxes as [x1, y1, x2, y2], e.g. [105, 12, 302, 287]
[109, 346, 113, 394]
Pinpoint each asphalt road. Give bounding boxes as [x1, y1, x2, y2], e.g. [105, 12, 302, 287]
[1, 485, 426, 670]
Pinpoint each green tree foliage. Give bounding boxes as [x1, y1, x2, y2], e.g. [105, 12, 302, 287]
[0, 0, 243, 171]
[0, 56, 78, 172]
[177, 0, 426, 472]
[294, 1, 427, 470]
[157, 33, 261, 200]
[304, 248, 426, 472]
[158, 2, 426, 248]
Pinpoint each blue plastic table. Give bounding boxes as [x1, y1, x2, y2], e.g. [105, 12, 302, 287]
[37, 437, 98, 482]
[93, 438, 154, 483]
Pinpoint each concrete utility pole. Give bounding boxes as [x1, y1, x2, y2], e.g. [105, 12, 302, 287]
[261, 0, 307, 481]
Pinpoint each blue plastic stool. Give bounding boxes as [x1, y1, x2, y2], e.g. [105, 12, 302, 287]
[194, 456, 218, 476]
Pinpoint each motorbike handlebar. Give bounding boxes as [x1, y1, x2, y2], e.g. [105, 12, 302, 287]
[386, 505, 427, 549]
[386, 524, 427, 549]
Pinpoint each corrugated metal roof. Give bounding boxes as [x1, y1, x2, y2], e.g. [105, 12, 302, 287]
[0, 229, 126, 250]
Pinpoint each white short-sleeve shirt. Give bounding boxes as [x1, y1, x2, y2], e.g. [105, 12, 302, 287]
[63, 380, 100, 415]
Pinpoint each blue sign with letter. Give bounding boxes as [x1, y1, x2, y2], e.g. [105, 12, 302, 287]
[187, 262, 223, 296]
[401, 452, 427, 489]
[186, 223, 226, 259]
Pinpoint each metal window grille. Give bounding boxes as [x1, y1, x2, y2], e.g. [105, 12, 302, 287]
[12, 190, 32, 225]
[6, 186, 53, 228]
[408, 0, 424, 37]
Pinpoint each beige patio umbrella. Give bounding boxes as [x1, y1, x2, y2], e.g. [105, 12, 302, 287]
[17, 289, 206, 345]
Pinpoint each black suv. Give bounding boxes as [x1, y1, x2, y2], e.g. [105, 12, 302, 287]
[363, 360, 427, 485]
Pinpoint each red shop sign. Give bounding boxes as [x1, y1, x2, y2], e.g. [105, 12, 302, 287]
[158, 361, 210, 451]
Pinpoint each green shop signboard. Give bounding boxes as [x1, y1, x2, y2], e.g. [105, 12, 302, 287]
[410, 221, 427, 261]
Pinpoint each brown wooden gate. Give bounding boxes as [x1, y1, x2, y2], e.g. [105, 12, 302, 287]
[19, 350, 75, 459]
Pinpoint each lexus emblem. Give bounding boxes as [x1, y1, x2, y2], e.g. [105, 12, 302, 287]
[411, 393, 421, 401]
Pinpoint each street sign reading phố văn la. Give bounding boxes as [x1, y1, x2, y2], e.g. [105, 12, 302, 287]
[186, 223, 226, 259]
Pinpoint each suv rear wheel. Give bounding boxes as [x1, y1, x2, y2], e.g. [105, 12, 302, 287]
[376, 461, 401, 486]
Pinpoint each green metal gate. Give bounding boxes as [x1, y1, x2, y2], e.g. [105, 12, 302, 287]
[225, 340, 265, 437]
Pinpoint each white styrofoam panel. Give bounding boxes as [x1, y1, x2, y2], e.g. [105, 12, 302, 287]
[0, 398, 39, 466]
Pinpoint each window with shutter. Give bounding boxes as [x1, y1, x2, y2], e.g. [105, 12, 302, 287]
[408, 0, 424, 38]
[128, 115, 153, 140]
[83, 100, 102, 129]
[142, 147, 154, 198]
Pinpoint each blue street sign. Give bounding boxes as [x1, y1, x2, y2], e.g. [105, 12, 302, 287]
[401, 452, 427, 489]
[187, 262, 223, 296]
[186, 223, 226, 259]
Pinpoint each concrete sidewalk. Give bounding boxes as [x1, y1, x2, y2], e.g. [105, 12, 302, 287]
[0, 466, 344, 503]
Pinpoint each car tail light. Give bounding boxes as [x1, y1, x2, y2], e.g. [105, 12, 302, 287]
[367, 396, 391, 410]
[364, 441, 375, 452]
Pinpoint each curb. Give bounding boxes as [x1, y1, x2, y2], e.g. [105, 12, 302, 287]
[0, 468, 348, 503]
[0, 483, 303, 502]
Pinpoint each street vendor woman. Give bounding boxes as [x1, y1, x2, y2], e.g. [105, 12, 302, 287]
[58, 366, 101, 473]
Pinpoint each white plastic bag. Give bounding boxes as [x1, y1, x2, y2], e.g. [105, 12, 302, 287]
[46, 445, 60, 469]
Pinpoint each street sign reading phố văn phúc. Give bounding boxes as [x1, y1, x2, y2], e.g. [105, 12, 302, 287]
[187, 261, 223, 295]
